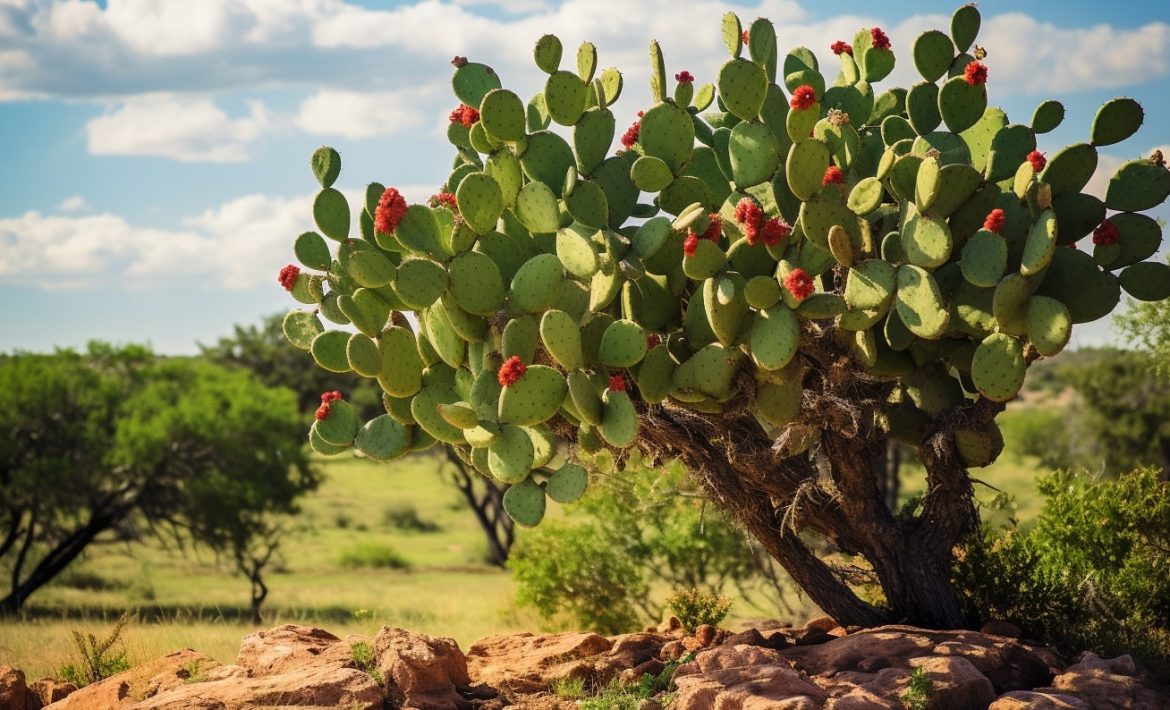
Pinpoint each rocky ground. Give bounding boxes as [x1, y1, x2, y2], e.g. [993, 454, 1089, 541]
[2, 617, 1169, 709]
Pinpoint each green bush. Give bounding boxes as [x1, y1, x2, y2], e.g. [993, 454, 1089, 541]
[665, 588, 732, 632]
[56, 613, 133, 688]
[956, 467, 1170, 677]
[382, 502, 441, 533]
[337, 541, 410, 570]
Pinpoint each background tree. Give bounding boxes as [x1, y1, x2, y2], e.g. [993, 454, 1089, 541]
[0, 344, 317, 613]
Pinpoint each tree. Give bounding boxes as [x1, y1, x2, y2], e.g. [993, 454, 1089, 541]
[203, 314, 517, 565]
[0, 344, 318, 614]
[276, 5, 1170, 628]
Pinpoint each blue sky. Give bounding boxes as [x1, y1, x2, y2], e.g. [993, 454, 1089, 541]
[1, 0, 1168, 354]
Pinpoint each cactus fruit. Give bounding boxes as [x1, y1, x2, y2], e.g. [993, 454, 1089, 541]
[279, 4, 1170, 537]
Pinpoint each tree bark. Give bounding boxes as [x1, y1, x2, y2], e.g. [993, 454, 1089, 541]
[443, 448, 514, 566]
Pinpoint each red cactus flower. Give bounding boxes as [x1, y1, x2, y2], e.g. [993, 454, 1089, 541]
[698, 214, 722, 242]
[429, 192, 458, 211]
[831, 40, 853, 56]
[735, 198, 764, 244]
[1093, 220, 1120, 246]
[963, 61, 988, 86]
[646, 333, 662, 349]
[1026, 150, 1047, 172]
[449, 103, 480, 127]
[375, 187, 408, 234]
[983, 208, 1006, 234]
[762, 218, 792, 247]
[785, 268, 815, 301]
[497, 356, 527, 387]
[870, 27, 891, 50]
[278, 264, 300, 292]
[790, 84, 817, 110]
[315, 403, 331, 421]
[822, 165, 845, 187]
[320, 390, 343, 404]
[742, 30, 750, 44]
[621, 121, 640, 149]
[608, 375, 627, 392]
[683, 233, 700, 257]
[637, 110, 645, 118]
[675, 71, 695, 84]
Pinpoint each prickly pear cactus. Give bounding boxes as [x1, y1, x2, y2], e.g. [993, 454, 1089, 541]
[279, 6, 1170, 527]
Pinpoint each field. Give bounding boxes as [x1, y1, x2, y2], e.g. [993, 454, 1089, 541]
[0, 410, 1053, 681]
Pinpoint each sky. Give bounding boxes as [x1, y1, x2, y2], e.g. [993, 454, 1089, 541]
[1, 0, 1168, 354]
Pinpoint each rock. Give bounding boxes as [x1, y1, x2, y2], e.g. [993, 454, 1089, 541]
[131, 666, 383, 709]
[606, 633, 670, 670]
[990, 690, 1091, 709]
[1049, 652, 1170, 710]
[981, 621, 1024, 639]
[793, 627, 836, 646]
[0, 666, 32, 710]
[693, 624, 719, 648]
[45, 650, 218, 709]
[909, 656, 997, 710]
[674, 644, 790, 678]
[932, 636, 1053, 693]
[659, 640, 686, 662]
[655, 617, 684, 635]
[670, 645, 827, 710]
[235, 624, 352, 676]
[29, 679, 75, 707]
[466, 632, 612, 694]
[374, 626, 471, 710]
[805, 615, 839, 633]
[721, 628, 765, 648]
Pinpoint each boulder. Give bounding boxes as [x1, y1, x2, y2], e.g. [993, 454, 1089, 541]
[374, 626, 472, 710]
[0, 666, 32, 710]
[466, 632, 612, 694]
[28, 679, 76, 708]
[45, 650, 218, 709]
[131, 666, 383, 709]
[990, 690, 1091, 709]
[909, 655, 997, 710]
[235, 624, 353, 676]
[670, 645, 826, 709]
[1048, 652, 1170, 710]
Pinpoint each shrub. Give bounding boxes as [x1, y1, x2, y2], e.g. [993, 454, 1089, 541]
[382, 502, 441, 533]
[350, 641, 384, 684]
[956, 467, 1170, 677]
[337, 541, 410, 570]
[56, 612, 133, 688]
[666, 587, 732, 632]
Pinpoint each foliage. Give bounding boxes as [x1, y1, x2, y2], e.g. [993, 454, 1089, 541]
[350, 641, 384, 685]
[665, 587, 732, 632]
[1116, 255, 1170, 373]
[578, 651, 695, 709]
[336, 541, 410, 570]
[278, 2, 1170, 626]
[509, 456, 765, 634]
[182, 659, 207, 685]
[382, 502, 441, 533]
[550, 676, 586, 699]
[955, 467, 1170, 676]
[56, 612, 133, 688]
[900, 666, 933, 710]
[0, 344, 317, 612]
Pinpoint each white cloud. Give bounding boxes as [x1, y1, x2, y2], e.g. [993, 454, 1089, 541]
[296, 86, 439, 139]
[452, 0, 550, 14]
[58, 195, 87, 212]
[86, 94, 272, 162]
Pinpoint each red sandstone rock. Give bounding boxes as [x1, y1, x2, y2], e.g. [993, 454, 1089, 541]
[989, 690, 1092, 709]
[44, 650, 218, 709]
[1049, 652, 1170, 710]
[29, 679, 75, 708]
[374, 626, 471, 710]
[0, 666, 33, 710]
[466, 632, 612, 694]
[235, 624, 353, 676]
[131, 666, 383, 709]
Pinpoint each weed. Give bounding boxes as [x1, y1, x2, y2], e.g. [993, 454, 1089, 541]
[382, 502, 440, 533]
[901, 666, 932, 710]
[550, 675, 586, 699]
[337, 541, 410, 570]
[56, 612, 133, 688]
[181, 659, 206, 684]
[665, 588, 732, 632]
[350, 641, 384, 685]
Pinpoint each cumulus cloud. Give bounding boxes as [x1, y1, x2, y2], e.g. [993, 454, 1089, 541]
[296, 86, 440, 139]
[85, 94, 271, 162]
[58, 195, 87, 213]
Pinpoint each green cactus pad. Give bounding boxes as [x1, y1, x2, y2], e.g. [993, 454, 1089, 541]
[391, 205, 444, 256]
[1026, 295, 1072, 356]
[913, 30, 954, 82]
[938, 76, 986, 134]
[463, 420, 499, 448]
[422, 303, 467, 367]
[847, 177, 884, 216]
[888, 154, 924, 203]
[310, 146, 341, 188]
[631, 155, 674, 193]
[554, 223, 600, 278]
[343, 244, 396, 289]
[438, 401, 479, 430]
[498, 365, 567, 426]
[394, 257, 447, 310]
[515, 181, 561, 234]
[1035, 247, 1121, 324]
[673, 343, 742, 399]
[992, 273, 1031, 336]
[488, 424, 535, 483]
[907, 82, 941, 135]
[785, 139, 830, 202]
[971, 333, 1024, 402]
[960, 229, 1007, 287]
[632, 217, 672, 260]
[785, 96, 820, 144]
[354, 415, 411, 461]
[682, 238, 727, 280]
[456, 172, 504, 235]
[1091, 98, 1144, 147]
[1106, 213, 1162, 268]
[755, 380, 802, 428]
[721, 12, 743, 57]
[896, 264, 950, 339]
[844, 259, 897, 310]
[1120, 262, 1170, 301]
[573, 40, 597, 81]
[545, 463, 588, 504]
[283, 310, 324, 350]
[533, 34, 562, 74]
[1106, 159, 1170, 212]
[1031, 100, 1065, 134]
[477, 90, 524, 146]
[311, 330, 352, 373]
[950, 4, 981, 52]
[954, 423, 1003, 468]
[313, 399, 361, 447]
[539, 309, 584, 370]
[797, 293, 846, 320]
[503, 476, 547, 526]
[521, 130, 575, 197]
[295, 231, 332, 271]
[747, 17, 776, 67]
[1020, 208, 1058, 276]
[410, 380, 464, 444]
[749, 305, 800, 370]
[1039, 143, 1097, 196]
[718, 58, 768, 121]
[573, 108, 615, 176]
[544, 70, 588, 126]
[309, 423, 350, 455]
[501, 316, 538, 363]
[599, 319, 648, 368]
[600, 389, 638, 447]
[745, 275, 781, 309]
[636, 344, 676, 403]
[447, 251, 506, 316]
[511, 254, 565, 312]
[377, 326, 423, 397]
[565, 179, 610, 229]
[881, 115, 916, 147]
[1050, 193, 1104, 245]
[452, 62, 502, 107]
[313, 188, 350, 241]
[346, 333, 381, 378]
[565, 370, 602, 426]
[640, 103, 695, 175]
[901, 212, 953, 269]
[729, 121, 781, 187]
[703, 274, 749, 346]
[985, 124, 1037, 182]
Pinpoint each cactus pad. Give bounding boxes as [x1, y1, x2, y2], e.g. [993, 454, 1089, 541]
[1119, 262, 1170, 301]
[1105, 159, 1170, 212]
[354, 415, 412, 461]
[315, 399, 361, 445]
[1091, 98, 1144, 147]
[488, 424, 535, 483]
[971, 333, 1025, 402]
[1026, 295, 1072, 356]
